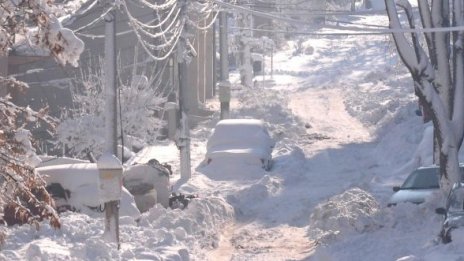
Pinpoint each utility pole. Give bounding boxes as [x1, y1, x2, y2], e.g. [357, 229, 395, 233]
[218, 10, 230, 119]
[177, 0, 192, 180]
[103, 9, 120, 249]
[212, 18, 217, 96]
[219, 12, 229, 82]
[271, 45, 273, 79]
[262, 38, 265, 83]
[237, 11, 253, 87]
[177, 62, 192, 180]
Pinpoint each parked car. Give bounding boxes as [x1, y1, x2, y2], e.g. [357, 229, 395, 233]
[204, 119, 275, 171]
[123, 159, 172, 211]
[36, 163, 141, 217]
[435, 182, 464, 243]
[388, 166, 440, 206]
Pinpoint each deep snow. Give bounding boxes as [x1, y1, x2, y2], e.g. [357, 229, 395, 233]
[2, 8, 464, 261]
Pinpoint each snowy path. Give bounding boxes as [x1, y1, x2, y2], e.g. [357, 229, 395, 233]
[207, 222, 315, 261]
[289, 87, 372, 152]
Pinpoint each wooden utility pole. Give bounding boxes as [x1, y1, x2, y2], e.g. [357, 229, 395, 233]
[218, 11, 230, 119]
[178, 61, 192, 180]
[103, 9, 120, 249]
[177, 0, 192, 180]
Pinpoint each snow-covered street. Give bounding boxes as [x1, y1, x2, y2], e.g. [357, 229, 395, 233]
[4, 7, 464, 261]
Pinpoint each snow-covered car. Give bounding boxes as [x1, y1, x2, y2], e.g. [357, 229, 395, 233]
[204, 119, 275, 171]
[436, 182, 464, 243]
[388, 166, 440, 206]
[123, 159, 172, 211]
[36, 155, 89, 168]
[36, 163, 140, 217]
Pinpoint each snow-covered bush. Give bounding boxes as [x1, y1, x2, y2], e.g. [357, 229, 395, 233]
[55, 57, 168, 159]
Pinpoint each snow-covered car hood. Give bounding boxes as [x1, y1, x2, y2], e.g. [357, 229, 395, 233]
[388, 188, 438, 205]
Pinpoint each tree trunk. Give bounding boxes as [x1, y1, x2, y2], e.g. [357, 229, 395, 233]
[385, 0, 464, 195]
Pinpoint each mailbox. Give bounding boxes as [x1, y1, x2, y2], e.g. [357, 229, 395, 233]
[97, 153, 123, 203]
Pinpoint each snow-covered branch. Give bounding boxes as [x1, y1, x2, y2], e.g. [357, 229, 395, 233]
[0, 0, 84, 67]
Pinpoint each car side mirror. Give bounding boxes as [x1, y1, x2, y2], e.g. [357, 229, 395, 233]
[435, 207, 447, 215]
[392, 186, 401, 192]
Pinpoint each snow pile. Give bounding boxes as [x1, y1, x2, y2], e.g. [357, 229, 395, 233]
[138, 197, 234, 255]
[228, 175, 283, 216]
[344, 77, 413, 131]
[232, 87, 307, 144]
[0, 197, 234, 260]
[308, 187, 381, 243]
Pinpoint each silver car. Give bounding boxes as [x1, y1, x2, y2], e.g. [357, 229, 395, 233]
[436, 182, 464, 243]
[388, 166, 440, 207]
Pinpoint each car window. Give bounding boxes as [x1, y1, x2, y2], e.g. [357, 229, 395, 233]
[401, 168, 440, 189]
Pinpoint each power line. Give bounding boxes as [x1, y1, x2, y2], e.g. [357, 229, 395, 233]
[325, 19, 389, 28]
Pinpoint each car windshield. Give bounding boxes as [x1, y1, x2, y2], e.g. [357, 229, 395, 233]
[401, 167, 440, 189]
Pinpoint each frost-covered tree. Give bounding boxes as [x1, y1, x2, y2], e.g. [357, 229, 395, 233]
[0, 80, 60, 237]
[56, 56, 168, 159]
[385, 0, 464, 193]
[0, 0, 83, 237]
[0, 0, 84, 66]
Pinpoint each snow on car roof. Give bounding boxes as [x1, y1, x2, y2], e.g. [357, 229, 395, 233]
[207, 119, 274, 153]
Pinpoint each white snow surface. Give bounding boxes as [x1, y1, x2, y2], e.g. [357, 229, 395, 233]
[3, 11, 464, 261]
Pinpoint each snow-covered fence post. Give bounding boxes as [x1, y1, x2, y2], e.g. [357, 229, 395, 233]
[97, 153, 122, 248]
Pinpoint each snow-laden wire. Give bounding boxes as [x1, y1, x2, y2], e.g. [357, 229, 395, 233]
[120, 0, 218, 61]
[73, 6, 114, 33]
[130, 2, 180, 30]
[131, 0, 177, 11]
[190, 10, 219, 30]
[125, 10, 185, 60]
[126, 5, 182, 41]
[76, 27, 133, 38]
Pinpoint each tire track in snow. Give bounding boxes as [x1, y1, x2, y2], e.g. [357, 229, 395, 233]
[207, 222, 316, 261]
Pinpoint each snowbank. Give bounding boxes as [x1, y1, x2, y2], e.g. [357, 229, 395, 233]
[308, 187, 381, 243]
